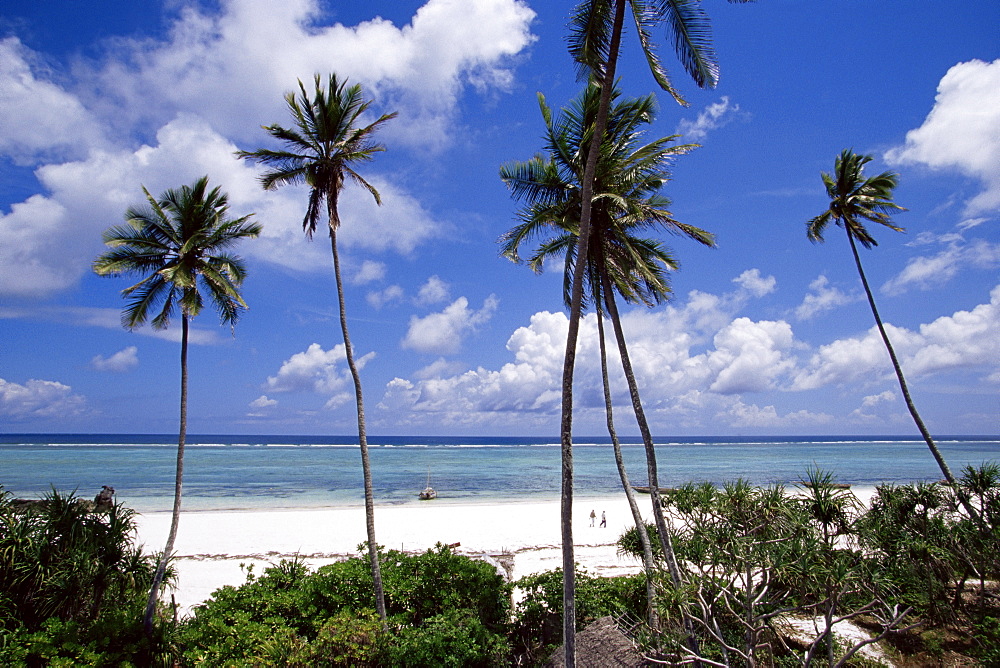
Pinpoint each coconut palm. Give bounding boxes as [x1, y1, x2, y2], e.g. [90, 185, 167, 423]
[93, 176, 260, 635]
[558, 4, 749, 659]
[500, 81, 712, 631]
[236, 73, 396, 621]
[807, 149, 979, 523]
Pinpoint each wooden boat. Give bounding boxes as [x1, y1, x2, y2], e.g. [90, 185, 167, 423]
[418, 469, 437, 500]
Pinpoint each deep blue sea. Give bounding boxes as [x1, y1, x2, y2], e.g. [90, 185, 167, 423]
[2, 434, 998, 512]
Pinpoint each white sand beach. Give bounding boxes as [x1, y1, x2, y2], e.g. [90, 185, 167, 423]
[135, 496, 649, 616]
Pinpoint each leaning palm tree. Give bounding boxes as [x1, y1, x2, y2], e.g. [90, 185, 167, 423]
[93, 176, 261, 635]
[237, 74, 396, 621]
[500, 81, 713, 632]
[558, 4, 750, 660]
[807, 149, 978, 522]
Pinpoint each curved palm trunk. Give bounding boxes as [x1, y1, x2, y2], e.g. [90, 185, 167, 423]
[597, 309, 658, 627]
[602, 280, 701, 658]
[144, 314, 188, 637]
[329, 225, 387, 623]
[559, 3, 627, 664]
[846, 228, 979, 522]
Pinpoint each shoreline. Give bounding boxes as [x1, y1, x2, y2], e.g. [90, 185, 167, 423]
[137, 487, 880, 616]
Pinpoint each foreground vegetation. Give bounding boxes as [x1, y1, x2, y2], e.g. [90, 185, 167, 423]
[3, 467, 999, 666]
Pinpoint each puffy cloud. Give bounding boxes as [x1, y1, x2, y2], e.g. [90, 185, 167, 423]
[676, 96, 743, 141]
[795, 275, 857, 319]
[732, 268, 776, 298]
[367, 285, 405, 309]
[416, 275, 450, 305]
[265, 343, 374, 394]
[249, 395, 278, 408]
[90, 346, 139, 373]
[0, 38, 106, 163]
[885, 59, 1000, 215]
[861, 390, 895, 408]
[80, 0, 536, 150]
[402, 295, 499, 354]
[353, 260, 386, 284]
[0, 377, 86, 418]
[720, 400, 833, 428]
[704, 318, 796, 394]
[882, 238, 1000, 295]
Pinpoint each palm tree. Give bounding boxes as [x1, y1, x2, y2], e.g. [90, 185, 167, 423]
[500, 81, 713, 635]
[807, 149, 979, 522]
[93, 176, 261, 635]
[236, 73, 397, 621]
[558, 3, 749, 660]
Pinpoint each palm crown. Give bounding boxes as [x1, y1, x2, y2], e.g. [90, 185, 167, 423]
[93, 176, 261, 330]
[500, 81, 713, 310]
[237, 73, 397, 237]
[807, 149, 906, 249]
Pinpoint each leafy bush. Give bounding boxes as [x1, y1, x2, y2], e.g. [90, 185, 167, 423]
[179, 543, 511, 666]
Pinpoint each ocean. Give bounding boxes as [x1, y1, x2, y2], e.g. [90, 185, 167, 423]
[2, 434, 998, 513]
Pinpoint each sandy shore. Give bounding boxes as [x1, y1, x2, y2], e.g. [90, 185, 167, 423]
[136, 486, 878, 617]
[135, 496, 648, 616]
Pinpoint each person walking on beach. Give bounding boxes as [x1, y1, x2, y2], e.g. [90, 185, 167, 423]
[600, 511, 606, 528]
[590, 509, 596, 527]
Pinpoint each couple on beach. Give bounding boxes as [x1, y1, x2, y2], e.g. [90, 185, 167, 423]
[589, 509, 606, 528]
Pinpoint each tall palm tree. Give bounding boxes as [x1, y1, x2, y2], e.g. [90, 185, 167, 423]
[500, 81, 713, 635]
[807, 149, 978, 522]
[558, 3, 749, 660]
[236, 73, 397, 621]
[93, 176, 261, 635]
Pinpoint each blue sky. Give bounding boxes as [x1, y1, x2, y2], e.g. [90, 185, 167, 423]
[1, 0, 997, 437]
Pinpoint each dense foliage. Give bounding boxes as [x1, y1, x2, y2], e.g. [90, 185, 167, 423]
[0, 487, 167, 666]
[177, 543, 512, 666]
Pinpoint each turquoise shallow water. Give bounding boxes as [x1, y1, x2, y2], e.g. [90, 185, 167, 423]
[2, 434, 998, 512]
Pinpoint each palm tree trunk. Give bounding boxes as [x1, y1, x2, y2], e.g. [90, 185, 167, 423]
[559, 3, 627, 664]
[602, 280, 701, 658]
[144, 313, 188, 637]
[329, 225, 387, 623]
[846, 228, 979, 522]
[597, 308, 659, 628]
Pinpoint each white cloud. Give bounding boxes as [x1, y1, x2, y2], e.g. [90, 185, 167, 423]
[0, 0, 536, 297]
[731, 268, 776, 297]
[676, 96, 743, 140]
[0, 38, 107, 164]
[265, 343, 374, 394]
[885, 58, 1000, 215]
[882, 238, 1000, 295]
[249, 395, 278, 409]
[353, 260, 386, 284]
[795, 275, 857, 319]
[90, 346, 139, 373]
[416, 275, 450, 305]
[367, 285, 405, 309]
[0, 377, 86, 418]
[378, 277, 1000, 430]
[402, 294, 499, 354]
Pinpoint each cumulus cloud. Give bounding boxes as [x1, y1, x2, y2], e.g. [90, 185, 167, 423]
[402, 295, 499, 354]
[0, 38, 107, 163]
[416, 275, 450, 305]
[885, 58, 1000, 215]
[367, 285, 405, 309]
[882, 237, 1000, 295]
[0, 377, 86, 418]
[732, 268, 776, 297]
[796, 275, 857, 319]
[0, 0, 536, 297]
[378, 276, 1000, 430]
[90, 346, 139, 372]
[353, 260, 386, 284]
[676, 96, 743, 141]
[249, 395, 278, 409]
[265, 343, 374, 394]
